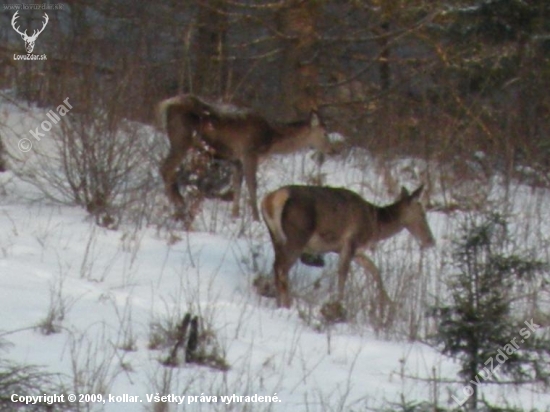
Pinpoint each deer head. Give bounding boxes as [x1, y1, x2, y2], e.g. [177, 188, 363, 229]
[12, 11, 49, 54]
[396, 185, 435, 249]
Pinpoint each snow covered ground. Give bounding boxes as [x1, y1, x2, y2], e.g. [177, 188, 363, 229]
[1, 99, 549, 411]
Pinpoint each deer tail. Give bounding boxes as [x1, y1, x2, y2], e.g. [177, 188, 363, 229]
[158, 94, 208, 130]
[261, 188, 290, 244]
[157, 95, 186, 130]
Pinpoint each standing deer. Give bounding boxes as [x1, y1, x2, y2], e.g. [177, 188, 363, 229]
[261, 184, 435, 308]
[11, 11, 49, 54]
[158, 94, 334, 221]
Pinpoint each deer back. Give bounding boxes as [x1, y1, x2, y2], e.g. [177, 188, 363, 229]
[262, 186, 377, 254]
[159, 94, 274, 158]
[262, 185, 435, 255]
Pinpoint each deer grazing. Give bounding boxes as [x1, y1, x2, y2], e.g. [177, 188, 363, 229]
[11, 11, 49, 54]
[158, 94, 334, 221]
[261, 184, 435, 308]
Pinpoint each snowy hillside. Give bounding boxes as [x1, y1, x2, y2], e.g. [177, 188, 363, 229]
[1, 99, 549, 411]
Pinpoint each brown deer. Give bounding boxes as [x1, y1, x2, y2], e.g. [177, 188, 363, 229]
[158, 94, 334, 221]
[261, 184, 435, 308]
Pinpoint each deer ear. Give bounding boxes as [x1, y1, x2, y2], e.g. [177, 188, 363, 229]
[309, 111, 320, 127]
[400, 186, 410, 200]
[410, 185, 424, 200]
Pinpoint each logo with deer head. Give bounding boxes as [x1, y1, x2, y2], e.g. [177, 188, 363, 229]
[11, 11, 49, 54]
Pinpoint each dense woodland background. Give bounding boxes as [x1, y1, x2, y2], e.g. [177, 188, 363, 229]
[1, 3, 550, 411]
[1, 0, 550, 184]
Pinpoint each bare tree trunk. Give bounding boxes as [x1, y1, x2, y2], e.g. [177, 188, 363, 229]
[0, 137, 6, 172]
[193, 0, 228, 96]
[276, 0, 320, 119]
[378, 20, 391, 91]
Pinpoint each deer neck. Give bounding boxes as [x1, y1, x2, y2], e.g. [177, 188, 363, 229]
[268, 122, 312, 155]
[373, 201, 405, 243]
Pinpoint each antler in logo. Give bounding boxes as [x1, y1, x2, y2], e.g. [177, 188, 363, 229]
[11, 11, 49, 54]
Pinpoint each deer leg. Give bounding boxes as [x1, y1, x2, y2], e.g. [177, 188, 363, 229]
[271, 229, 306, 308]
[337, 243, 355, 302]
[242, 155, 260, 221]
[355, 253, 391, 305]
[273, 247, 300, 308]
[160, 149, 186, 206]
[161, 107, 193, 207]
[231, 161, 243, 218]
